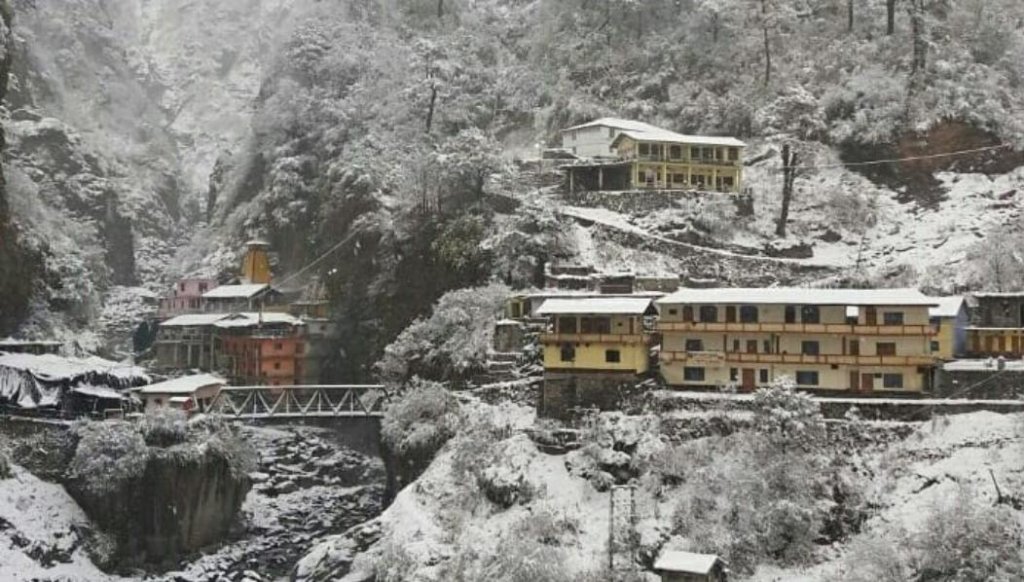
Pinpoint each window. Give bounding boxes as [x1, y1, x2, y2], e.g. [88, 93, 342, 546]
[746, 340, 758, 353]
[759, 369, 769, 383]
[801, 305, 820, 324]
[728, 147, 739, 161]
[883, 373, 903, 388]
[721, 176, 735, 189]
[685, 339, 703, 352]
[605, 349, 621, 363]
[670, 145, 682, 159]
[179, 283, 186, 291]
[796, 371, 819, 386]
[930, 340, 940, 352]
[683, 367, 706, 382]
[639, 143, 650, 156]
[560, 344, 576, 362]
[273, 362, 281, 370]
[730, 368, 738, 381]
[198, 283, 208, 293]
[725, 306, 737, 323]
[883, 312, 904, 325]
[739, 305, 758, 323]
[274, 342, 283, 350]
[801, 341, 820, 355]
[608, 127, 615, 138]
[558, 317, 577, 334]
[581, 317, 611, 334]
[668, 308, 678, 316]
[763, 340, 772, 353]
[785, 305, 796, 323]
[673, 173, 686, 184]
[699, 305, 718, 322]
[683, 306, 694, 322]
[876, 342, 897, 356]
[732, 339, 740, 352]
[690, 146, 700, 159]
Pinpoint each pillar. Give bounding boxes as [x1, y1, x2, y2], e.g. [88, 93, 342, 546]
[661, 164, 667, 189]
[712, 167, 719, 191]
[569, 169, 574, 194]
[598, 167, 604, 190]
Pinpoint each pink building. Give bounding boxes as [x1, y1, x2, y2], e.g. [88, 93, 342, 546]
[159, 278, 219, 318]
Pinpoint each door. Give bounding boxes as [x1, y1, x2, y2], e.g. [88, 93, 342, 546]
[849, 339, 860, 356]
[865, 307, 877, 325]
[725, 306, 737, 323]
[850, 371, 860, 392]
[861, 373, 874, 393]
[742, 369, 756, 392]
[997, 335, 1007, 354]
[1013, 336, 1020, 355]
[986, 335, 995, 354]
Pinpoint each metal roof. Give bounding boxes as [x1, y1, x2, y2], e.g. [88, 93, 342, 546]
[202, 284, 270, 299]
[562, 117, 747, 147]
[657, 287, 938, 307]
[535, 297, 655, 315]
[139, 373, 226, 395]
[653, 551, 720, 574]
[212, 312, 304, 328]
[159, 313, 230, 327]
[928, 296, 965, 318]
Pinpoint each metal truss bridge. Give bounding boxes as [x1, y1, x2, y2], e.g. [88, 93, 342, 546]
[209, 385, 387, 419]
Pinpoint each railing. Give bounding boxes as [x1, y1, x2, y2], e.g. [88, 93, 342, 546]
[209, 385, 386, 418]
[660, 350, 937, 367]
[656, 321, 935, 336]
[540, 333, 651, 344]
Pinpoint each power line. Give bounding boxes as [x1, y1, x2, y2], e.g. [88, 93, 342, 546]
[274, 229, 360, 290]
[770, 142, 1014, 173]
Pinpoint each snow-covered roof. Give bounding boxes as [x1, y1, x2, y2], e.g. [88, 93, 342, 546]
[971, 291, 1024, 298]
[653, 550, 720, 574]
[213, 312, 304, 328]
[562, 117, 665, 133]
[943, 359, 1024, 372]
[928, 296, 965, 318]
[535, 297, 654, 315]
[562, 117, 747, 147]
[71, 385, 128, 400]
[657, 287, 937, 306]
[139, 373, 225, 395]
[202, 284, 270, 299]
[613, 127, 747, 148]
[160, 313, 230, 327]
[0, 353, 147, 381]
[0, 338, 62, 347]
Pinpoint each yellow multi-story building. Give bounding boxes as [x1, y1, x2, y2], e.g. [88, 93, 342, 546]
[535, 296, 656, 416]
[655, 288, 940, 394]
[561, 118, 747, 193]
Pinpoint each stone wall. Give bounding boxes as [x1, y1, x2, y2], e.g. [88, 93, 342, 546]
[540, 371, 642, 419]
[935, 368, 1024, 400]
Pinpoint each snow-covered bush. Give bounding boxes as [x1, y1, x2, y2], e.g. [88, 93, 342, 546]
[139, 407, 189, 447]
[381, 379, 461, 485]
[69, 421, 150, 496]
[751, 377, 825, 451]
[376, 283, 510, 386]
[442, 512, 573, 582]
[186, 414, 258, 478]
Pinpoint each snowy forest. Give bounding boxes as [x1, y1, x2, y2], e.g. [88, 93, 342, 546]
[2, 0, 1024, 580]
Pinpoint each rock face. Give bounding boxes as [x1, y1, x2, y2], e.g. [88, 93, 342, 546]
[68, 447, 251, 568]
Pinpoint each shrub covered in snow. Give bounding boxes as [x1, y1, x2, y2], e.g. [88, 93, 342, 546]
[375, 283, 510, 386]
[69, 421, 150, 496]
[186, 414, 258, 478]
[139, 407, 189, 447]
[381, 379, 461, 485]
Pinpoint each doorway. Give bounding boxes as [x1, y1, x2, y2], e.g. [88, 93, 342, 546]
[742, 369, 756, 391]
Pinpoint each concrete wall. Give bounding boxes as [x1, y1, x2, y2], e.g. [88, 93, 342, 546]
[543, 340, 649, 374]
[540, 372, 639, 418]
[561, 125, 619, 158]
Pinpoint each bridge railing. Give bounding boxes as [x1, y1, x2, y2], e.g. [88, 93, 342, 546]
[209, 385, 387, 418]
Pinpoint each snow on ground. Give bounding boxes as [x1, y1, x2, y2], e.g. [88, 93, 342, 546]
[0, 465, 121, 582]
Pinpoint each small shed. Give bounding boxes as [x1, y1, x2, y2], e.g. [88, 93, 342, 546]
[653, 550, 727, 582]
[138, 373, 226, 413]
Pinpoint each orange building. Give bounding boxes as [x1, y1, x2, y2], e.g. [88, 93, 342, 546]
[214, 313, 306, 386]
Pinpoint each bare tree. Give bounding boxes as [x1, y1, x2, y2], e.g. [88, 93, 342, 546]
[776, 144, 797, 237]
[761, 0, 772, 86]
[847, 0, 854, 32]
[886, 0, 897, 35]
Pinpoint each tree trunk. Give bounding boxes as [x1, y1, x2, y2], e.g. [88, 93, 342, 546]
[776, 144, 797, 237]
[761, 0, 771, 87]
[909, 0, 927, 75]
[437, 0, 444, 19]
[712, 12, 719, 43]
[886, 0, 897, 35]
[847, 0, 854, 32]
[425, 86, 438, 133]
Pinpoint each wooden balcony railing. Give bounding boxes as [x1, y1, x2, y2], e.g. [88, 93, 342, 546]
[540, 333, 650, 344]
[660, 350, 937, 367]
[656, 321, 935, 336]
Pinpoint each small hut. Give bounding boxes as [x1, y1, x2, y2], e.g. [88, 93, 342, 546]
[653, 550, 727, 582]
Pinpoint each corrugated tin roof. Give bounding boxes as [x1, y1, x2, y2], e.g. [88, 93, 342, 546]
[139, 373, 226, 395]
[928, 296, 965, 318]
[160, 313, 230, 327]
[212, 312, 304, 328]
[562, 117, 747, 147]
[535, 297, 654, 315]
[614, 127, 747, 148]
[202, 284, 270, 299]
[657, 287, 938, 306]
[653, 551, 720, 574]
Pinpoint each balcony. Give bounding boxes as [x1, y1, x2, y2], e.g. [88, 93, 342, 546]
[540, 333, 650, 345]
[660, 350, 937, 367]
[656, 321, 935, 336]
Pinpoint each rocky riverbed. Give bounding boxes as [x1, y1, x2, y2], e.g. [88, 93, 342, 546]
[156, 425, 387, 581]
